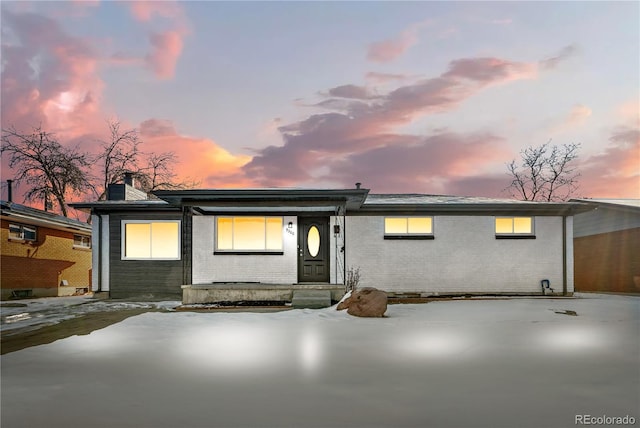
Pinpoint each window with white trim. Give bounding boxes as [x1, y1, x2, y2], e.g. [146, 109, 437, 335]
[384, 217, 433, 239]
[216, 216, 283, 252]
[9, 223, 37, 241]
[495, 217, 535, 238]
[73, 234, 91, 249]
[122, 220, 180, 260]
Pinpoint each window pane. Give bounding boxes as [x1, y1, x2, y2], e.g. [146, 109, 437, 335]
[234, 217, 265, 250]
[307, 225, 320, 257]
[495, 218, 513, 234]
[74, 235, 90, 248]
[265, 217, 283, 250]
[408, 217, 432, 234]
[514, 217, 532, 234]
[23, 227, 36, 241]
[385, 218, 407, 234]
[9, 224, 22, 239]
[125, 223, 151, 258]
[151, 222, 179, 258]
[217, 218, 233, 250]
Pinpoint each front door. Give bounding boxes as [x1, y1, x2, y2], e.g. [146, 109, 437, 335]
[298, 217, 330, 282]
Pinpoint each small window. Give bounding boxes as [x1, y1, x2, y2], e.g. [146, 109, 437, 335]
[384, 217, 434, 239]
[73, 234, 91, 249]
[122, 221, 180, 260]
[216, 217, 283, 253]
[8, 224, 37, 241]
[495, 217, 535, 238]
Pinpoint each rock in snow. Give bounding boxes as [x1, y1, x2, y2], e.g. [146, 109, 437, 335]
[337, 287, 387, 317]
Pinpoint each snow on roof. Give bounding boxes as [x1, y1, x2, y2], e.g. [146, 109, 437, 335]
[570, 198, 640, 210]
[364, 194, 538, 205]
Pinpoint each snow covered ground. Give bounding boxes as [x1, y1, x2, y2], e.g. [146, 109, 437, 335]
[1, 296, 179, 333]
[1, 294, 638, 428]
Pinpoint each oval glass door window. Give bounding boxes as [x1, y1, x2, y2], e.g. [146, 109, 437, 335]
[307, 226, 320, 257]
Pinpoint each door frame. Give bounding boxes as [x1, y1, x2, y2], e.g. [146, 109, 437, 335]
[297, 216, 330, 283]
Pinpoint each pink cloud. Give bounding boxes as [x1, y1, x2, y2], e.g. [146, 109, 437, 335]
[125, 1, 189, 80]
[365, 72, 411, 84]
[145, 30, 184, 79]
[578, 126, 640, 198]
[244, 53, 540, 191]
[550, 104, 592, 134]
[1, 9, 104, 138]
[128, 1, 184, 23]
[366, 21, 429, 63]
[445, 57, 537, 82]
[139, 119, 254, 188]
[321, 132, 507, 193]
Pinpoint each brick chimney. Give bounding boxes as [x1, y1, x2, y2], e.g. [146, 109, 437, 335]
[107, 173, 147, 201]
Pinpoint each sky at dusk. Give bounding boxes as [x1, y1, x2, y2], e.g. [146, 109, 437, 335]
[1, 1, 639, 202]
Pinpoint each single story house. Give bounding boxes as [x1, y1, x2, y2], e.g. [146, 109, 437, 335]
[71, 181, 592, 304]
[571, 198, 640, 293]
[1, 200, 92, 299]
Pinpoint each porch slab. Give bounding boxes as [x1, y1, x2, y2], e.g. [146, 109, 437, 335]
[181, 283, 345, 305]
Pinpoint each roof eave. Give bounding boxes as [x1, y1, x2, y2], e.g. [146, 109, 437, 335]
[359, 202, 591, 215]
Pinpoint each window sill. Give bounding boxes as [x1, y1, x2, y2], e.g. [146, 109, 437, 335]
[214, 251, 284, 255]
[8, 238, 36, 244]
[73, 246, 92, 251]
[495, 235, 536, 239]
[384, 235, 434, 240]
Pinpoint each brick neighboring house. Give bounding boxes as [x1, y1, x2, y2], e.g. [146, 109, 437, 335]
[571, 198, 640, 293]
[1, 201, 92, 299]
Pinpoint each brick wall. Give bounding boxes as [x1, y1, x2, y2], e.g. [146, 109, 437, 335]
[1, 219, 91, 298]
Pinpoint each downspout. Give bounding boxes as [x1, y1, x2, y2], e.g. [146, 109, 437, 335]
[562, 215, 567, 296]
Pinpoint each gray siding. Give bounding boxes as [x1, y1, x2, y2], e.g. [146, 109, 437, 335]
[109, 212, 183, 299]
[573, 206, 640, 237]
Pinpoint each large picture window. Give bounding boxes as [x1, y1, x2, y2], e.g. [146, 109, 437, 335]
[495, 217, 535, 238]
[122, 220, 180, 260]
[384, 217, 433, 239]
[216, 217, 283, 252]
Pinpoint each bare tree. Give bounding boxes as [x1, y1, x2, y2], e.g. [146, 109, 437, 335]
[96, 119, 199, 197]
[506, 141, 580, 201]
[96, 120, 143, 199]
[1, 126, 91, 216]
[136, 151, 200, 193]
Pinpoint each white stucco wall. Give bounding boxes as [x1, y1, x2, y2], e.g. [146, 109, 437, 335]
[346, 215, 568, 294]
[192, 215, 298, 284]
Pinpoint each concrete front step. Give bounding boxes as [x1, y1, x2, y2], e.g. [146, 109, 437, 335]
[291, 290, 332, 309]
[181, 283, 345, 305]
